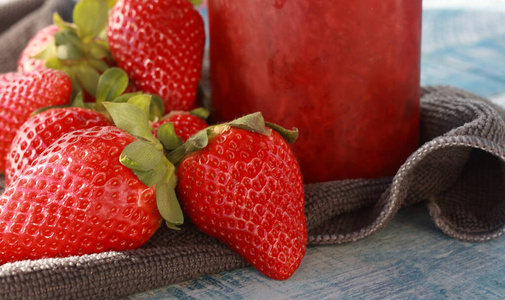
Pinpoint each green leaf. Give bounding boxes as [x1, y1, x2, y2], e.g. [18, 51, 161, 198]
[265, 122, 299, 144]
[105, 0, 118, 9]
[53, 29, 83, 62]
[71, 91, 86, 108]
[190, 107, 210, 120]
[73, 0, 108, 41]
[156, 178, 184, 228]
[127, 95, 152, 117]
[53, 13, 75, 31]
[86, 57, 110, 72]
[119, 138, 184, 230]
[120, 140, 165, 186]
[229, 112, 270, 135]
[157, 122, 183, 151]
[32, 43, 56, 61]
[120, 141, 163, 171]
[119, 139, 184, 228]
[188, 0, 203, 6]
[185, 128, 210, 153]
[64, 71, 83, 100]
[166, 127, 210, 165]
[45, 57, 63, 69]
[150, 95, 165, 121]
[75, 64, 101, 97]
[103, 102, 158, 143]
[132, 169, 157, 187]
[96, 67, 129, 105]
[56, 44, 83, 60]
[54, 29, 81, 48]
[112, 92, 142, 103]
[107, 92, 163, 121]
[89, 43, 109, 59]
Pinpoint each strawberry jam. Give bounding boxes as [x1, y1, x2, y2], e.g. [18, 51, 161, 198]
[208, 1, 422, 183]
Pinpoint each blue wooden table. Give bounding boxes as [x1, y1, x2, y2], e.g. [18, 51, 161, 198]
[127, 2, 505, 299]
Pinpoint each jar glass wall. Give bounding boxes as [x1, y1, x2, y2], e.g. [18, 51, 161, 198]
[208, 0, 422, 183]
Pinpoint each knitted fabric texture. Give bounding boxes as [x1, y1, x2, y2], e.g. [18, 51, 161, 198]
[1, 1, 505, 299]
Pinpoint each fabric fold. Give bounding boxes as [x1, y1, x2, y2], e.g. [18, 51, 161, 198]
[305, 87, 505, 245]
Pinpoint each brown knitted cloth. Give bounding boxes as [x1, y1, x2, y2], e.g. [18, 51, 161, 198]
[1, 1, 505, 299]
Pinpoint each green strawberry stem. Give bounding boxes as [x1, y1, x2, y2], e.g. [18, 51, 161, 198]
[103, 98, 184, 229]
[167, 112, 299, 165]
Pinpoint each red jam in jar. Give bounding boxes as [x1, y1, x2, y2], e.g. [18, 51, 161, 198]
[208, 0, 422, 183]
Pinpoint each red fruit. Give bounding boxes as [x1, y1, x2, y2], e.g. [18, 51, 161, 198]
[0, 126, 162, 264]
[17, 25, 60, 73]
[175, 116, 307, 280]
[107, 0, 206, 113]
[152, 112, 208, 141]
[5, 107, 111, 185]
[0, 69, 72, 174]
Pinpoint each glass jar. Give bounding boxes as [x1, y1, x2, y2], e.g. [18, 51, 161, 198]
[208, 0, 422, 183]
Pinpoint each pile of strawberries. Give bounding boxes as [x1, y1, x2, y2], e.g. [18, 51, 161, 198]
[0, 0, 306, 280]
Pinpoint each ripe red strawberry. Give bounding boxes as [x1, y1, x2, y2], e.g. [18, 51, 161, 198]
[0, 97, 183, 264]
[5, 107, 112, 185]
[173, 113, 307, 280]
[107, 0, 206, 113]
[17, 25, 60, 73]
[152, 111, 208, 142]
[0, 126, 162, 264]
[0, 69, 72, 174]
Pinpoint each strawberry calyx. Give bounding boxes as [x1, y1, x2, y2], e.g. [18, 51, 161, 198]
[265, 121, 299, 144]
[95, 68, 164, 121]
[190, 107, 211, 120]
[167, 112, 299, 165]
[156, 122, 184, 151]
[29, 67, 164, 123]
[103, 97, 184, 230]
[33, 0, 117, 100]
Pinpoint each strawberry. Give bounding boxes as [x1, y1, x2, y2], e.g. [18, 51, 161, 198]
[5, 107, 112, 185]
[17, 0, 116, 100]
[152, 109, 209, 142]
[0, 126, 161, 264]
[171, 113, 307, 280]
[0, 69, 72, 174]
[17, 25, 60, 73]
[0, 97, 183, 264]
[107, 0, 206, 113]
